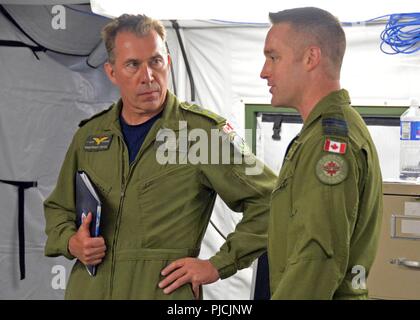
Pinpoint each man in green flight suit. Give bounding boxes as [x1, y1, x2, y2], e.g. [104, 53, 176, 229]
[260, 7, 383, 299]
[44, 14, 276, 299]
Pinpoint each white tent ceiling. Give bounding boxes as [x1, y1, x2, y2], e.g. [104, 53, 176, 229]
[1, 0, 418, 24]
[0, 1, 87, 4]
[90, 0, 420, 22]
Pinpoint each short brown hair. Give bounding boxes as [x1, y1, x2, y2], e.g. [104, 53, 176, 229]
[101, 14, 166, 63]
[269, 7, 346, 78]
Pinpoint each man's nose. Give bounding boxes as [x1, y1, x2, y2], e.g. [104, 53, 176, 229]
[139, 63, 153, 84]
[260, 62, 269, 80]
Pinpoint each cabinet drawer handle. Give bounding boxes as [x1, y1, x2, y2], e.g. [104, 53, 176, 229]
[390, 258, 420, 269]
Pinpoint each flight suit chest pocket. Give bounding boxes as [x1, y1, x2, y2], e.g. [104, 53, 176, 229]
[138, 166, 193, 211]
[154, 126, 190, 164]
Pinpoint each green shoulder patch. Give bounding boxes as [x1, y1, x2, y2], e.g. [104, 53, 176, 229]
[79, 104, 114, 128]
[322, 115, 348, 137]
[179, 103, 226, 125]
[315, 154, 348, 185]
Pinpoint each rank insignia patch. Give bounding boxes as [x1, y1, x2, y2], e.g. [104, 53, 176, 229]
[316, 154, 348, 185]
[84, 134, 113, 151]
[322, 117, 348, 137]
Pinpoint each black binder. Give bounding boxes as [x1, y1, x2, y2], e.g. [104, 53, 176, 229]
[75, 171, 102, 276]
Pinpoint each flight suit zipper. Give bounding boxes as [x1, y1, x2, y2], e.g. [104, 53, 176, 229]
[108, 119, 161, 298]
[109, 133, 128, 298]
[109, 134, 145, 298]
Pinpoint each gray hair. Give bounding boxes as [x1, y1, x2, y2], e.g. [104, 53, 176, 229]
[101, 14, 167, 63]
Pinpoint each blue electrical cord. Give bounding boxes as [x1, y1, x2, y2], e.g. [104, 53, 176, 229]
[344, 12, 420, 55]
[380, 13, 420, 55]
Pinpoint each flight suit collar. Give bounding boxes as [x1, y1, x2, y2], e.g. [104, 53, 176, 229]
[104, 90, 184, 134]
[160, 91, 186, 131]
[107, 99, 123, 134]
[138, 91, 186, 158]
[99, 91, 186, 165]
[302, 89, 351, 131]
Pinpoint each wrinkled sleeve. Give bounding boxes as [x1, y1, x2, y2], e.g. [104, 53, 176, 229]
[200, 142, 277, 279]
[271, 138, 365, 299]
[44, 136, 79, 259]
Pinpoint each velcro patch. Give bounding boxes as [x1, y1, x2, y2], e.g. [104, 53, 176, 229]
[84, 134, 113, 151]
[322, 117, 348, 137]
[315, 154, 348, 185]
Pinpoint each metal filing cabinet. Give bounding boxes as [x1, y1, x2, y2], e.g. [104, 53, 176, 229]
[368, 182, 420, 299]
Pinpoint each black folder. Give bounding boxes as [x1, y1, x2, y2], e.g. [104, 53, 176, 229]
[75, 171, 102, 276]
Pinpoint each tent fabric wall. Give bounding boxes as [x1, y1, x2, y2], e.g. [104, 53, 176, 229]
[178, 24, 420, 109]
[4, 4, 110, 56]
[0, 8, 118, 298]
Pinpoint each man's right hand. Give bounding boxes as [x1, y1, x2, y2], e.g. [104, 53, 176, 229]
[68, 212, 106, 265]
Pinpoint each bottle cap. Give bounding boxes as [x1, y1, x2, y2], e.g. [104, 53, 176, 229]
[410, 98, 420, 108]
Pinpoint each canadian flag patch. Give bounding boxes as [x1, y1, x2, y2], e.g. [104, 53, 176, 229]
[324, 138, 347, 154]
[222, 121, 235, 134]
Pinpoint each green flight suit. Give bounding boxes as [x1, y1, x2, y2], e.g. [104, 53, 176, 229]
[269, 89, 383, 299]
[44, 91, 276, 299]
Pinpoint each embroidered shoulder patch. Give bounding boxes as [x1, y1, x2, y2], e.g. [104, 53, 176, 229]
[222, 121, 235, 134]
[323, 138, 347, 154]
[315, 154, 348, 185]
[322, 117, 348, 137]
[84, 134, 113, 151]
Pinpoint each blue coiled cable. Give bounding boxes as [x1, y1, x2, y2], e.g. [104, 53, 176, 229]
[379, 13, 420, 55]
[344, 12, 420, 55]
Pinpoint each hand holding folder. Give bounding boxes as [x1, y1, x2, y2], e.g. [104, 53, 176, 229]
[74, 171, 103, 276]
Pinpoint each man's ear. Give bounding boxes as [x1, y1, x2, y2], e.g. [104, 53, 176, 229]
[167, 54, 171, 67]
[304, 46, 321, 72]
[104, 62, 117, 85]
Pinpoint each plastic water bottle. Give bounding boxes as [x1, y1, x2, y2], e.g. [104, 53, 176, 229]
[400, 98, 420, 180]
